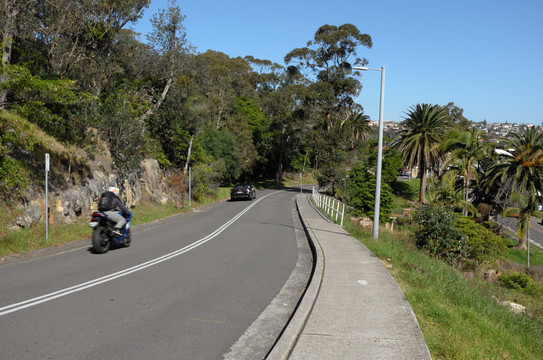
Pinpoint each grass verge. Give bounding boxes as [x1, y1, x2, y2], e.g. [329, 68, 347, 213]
[343, 220, 543, 359]
[508, 246, 543, 267]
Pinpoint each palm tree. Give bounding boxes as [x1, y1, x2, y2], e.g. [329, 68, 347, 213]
[440, 126, 494, 216]
[502, 191, 534, 267]
[488, 126, 543, 252]
[340, 111, 372, 149]
[391, 104, 449, 203]
[348, 111, 371, 140]
[426, 171, 464, 207]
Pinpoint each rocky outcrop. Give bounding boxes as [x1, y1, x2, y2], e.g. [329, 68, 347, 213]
[9, 158, 180, 230]
[140, 158, 168, 204]
[14, 199, 42, 229]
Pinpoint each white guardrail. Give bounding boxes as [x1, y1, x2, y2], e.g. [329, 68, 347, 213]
[312, 187, 345, 227]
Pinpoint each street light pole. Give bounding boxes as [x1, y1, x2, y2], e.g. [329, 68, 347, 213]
[353, 66, 385, 240]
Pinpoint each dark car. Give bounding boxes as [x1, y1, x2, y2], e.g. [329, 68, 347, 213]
[230, 184, 256, 201]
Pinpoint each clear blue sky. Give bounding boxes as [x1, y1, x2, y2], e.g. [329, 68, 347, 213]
[130, 0, 543, 125]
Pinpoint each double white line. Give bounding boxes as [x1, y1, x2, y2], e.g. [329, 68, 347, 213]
[0, 193, 274, 317]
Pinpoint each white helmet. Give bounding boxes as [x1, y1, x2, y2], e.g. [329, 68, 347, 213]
[108, 186, 120, 196]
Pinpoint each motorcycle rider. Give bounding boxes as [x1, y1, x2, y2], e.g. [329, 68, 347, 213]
[98, 186, 131, 237]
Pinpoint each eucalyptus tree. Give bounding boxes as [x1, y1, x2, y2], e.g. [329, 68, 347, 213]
[99, 87, 146, 180]
[0, 0, 27, 108]
[440, 126, 494, 215]
[259, 71, 308, 181]
[1, 0, 44, 108]
[228, 97, 265, 178]
[193, 52, 276, 180]
[198, 50, 254, 130]
[2, 0, 151, 146]
[391, 103, 449, 204]
[284, 23, 372, 131]
[242, 57, 292, 181]
[110, 29, 154, 81]
[150, 80, 207, 174]
[284, 24, 373, 187]
[244, 55, 284, 97]
[442, 102, 471, 130]
[487, 125, 543, 251]
[143, 0, 194, 124]
[21, 0, 150, 91]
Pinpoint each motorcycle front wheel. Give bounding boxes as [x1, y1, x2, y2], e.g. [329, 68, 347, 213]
[92, 226, 110, 254]
[123, 229, 131, 247]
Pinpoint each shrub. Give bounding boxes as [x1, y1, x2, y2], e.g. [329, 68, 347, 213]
[191, 163, 220, 202]
[343, 164, 393, 220]
[498, 271, 542, 296]
[200, 127, 240, 184]
[413, 206, 512, 268]
[477, 203, 492, 221]
[413, 205, 470, 266]
[0, 132, 28, 201]
[454, 217, 509, 266]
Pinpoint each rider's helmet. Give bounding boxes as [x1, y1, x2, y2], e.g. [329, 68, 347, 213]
[108, 186, 120, 196]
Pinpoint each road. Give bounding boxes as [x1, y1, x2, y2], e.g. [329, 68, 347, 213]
[0, 188, 310, 360]
[530, 216, 543, 249]
[496, 214, 543, 249]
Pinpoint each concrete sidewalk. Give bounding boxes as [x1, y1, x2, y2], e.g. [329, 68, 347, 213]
[268, 194, 432, 359]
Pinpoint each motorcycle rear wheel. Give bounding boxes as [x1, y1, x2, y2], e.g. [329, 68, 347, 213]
[92, 226, 110, 254]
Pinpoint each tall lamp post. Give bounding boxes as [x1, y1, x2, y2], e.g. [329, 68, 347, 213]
[353, 65, 385, 240]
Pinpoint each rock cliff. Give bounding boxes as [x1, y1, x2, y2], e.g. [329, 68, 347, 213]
[9, 158, 183, 231]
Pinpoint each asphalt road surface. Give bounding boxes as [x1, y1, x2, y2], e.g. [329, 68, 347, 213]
[496, 215, 543, 249]
[529, 216, 543, 249]
[0, 188, 310, 360]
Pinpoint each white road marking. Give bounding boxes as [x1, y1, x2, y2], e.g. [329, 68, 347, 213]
[0, 193, 276, 317]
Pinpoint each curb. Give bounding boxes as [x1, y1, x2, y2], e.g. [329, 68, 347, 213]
[266, 194, 325, 359]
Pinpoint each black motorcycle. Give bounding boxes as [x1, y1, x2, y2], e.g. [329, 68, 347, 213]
[89, 211, 132, 254]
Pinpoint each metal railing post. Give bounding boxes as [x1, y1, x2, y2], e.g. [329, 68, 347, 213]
[341, 203, 345, 227]
[311, 190, 346, 228]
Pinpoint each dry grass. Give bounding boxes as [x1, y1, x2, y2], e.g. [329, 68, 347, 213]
[1, 111, 66, 155]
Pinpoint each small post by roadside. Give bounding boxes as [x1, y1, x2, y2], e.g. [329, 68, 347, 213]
[45, 153, 49, 242]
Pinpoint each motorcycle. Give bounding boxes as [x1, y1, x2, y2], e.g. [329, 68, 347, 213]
[89, 211, 132, 254]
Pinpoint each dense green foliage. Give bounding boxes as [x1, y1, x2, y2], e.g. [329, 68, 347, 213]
[413, 205, 511, 268]
[498, 271, 542, 295]
[440, 126, 494, 216]
[454, 217, 509, 267]
[413, 205, 468, 265]
[342, 163, 393, 219]
[201, 127, 239, 183]
[1, 1, 382, 201]
[3, 2, 543, 267]
[339, 139, 403, 220]
[0, 133, 27, 200]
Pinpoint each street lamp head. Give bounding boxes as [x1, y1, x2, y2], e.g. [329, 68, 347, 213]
[353, 66, 385, 72]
